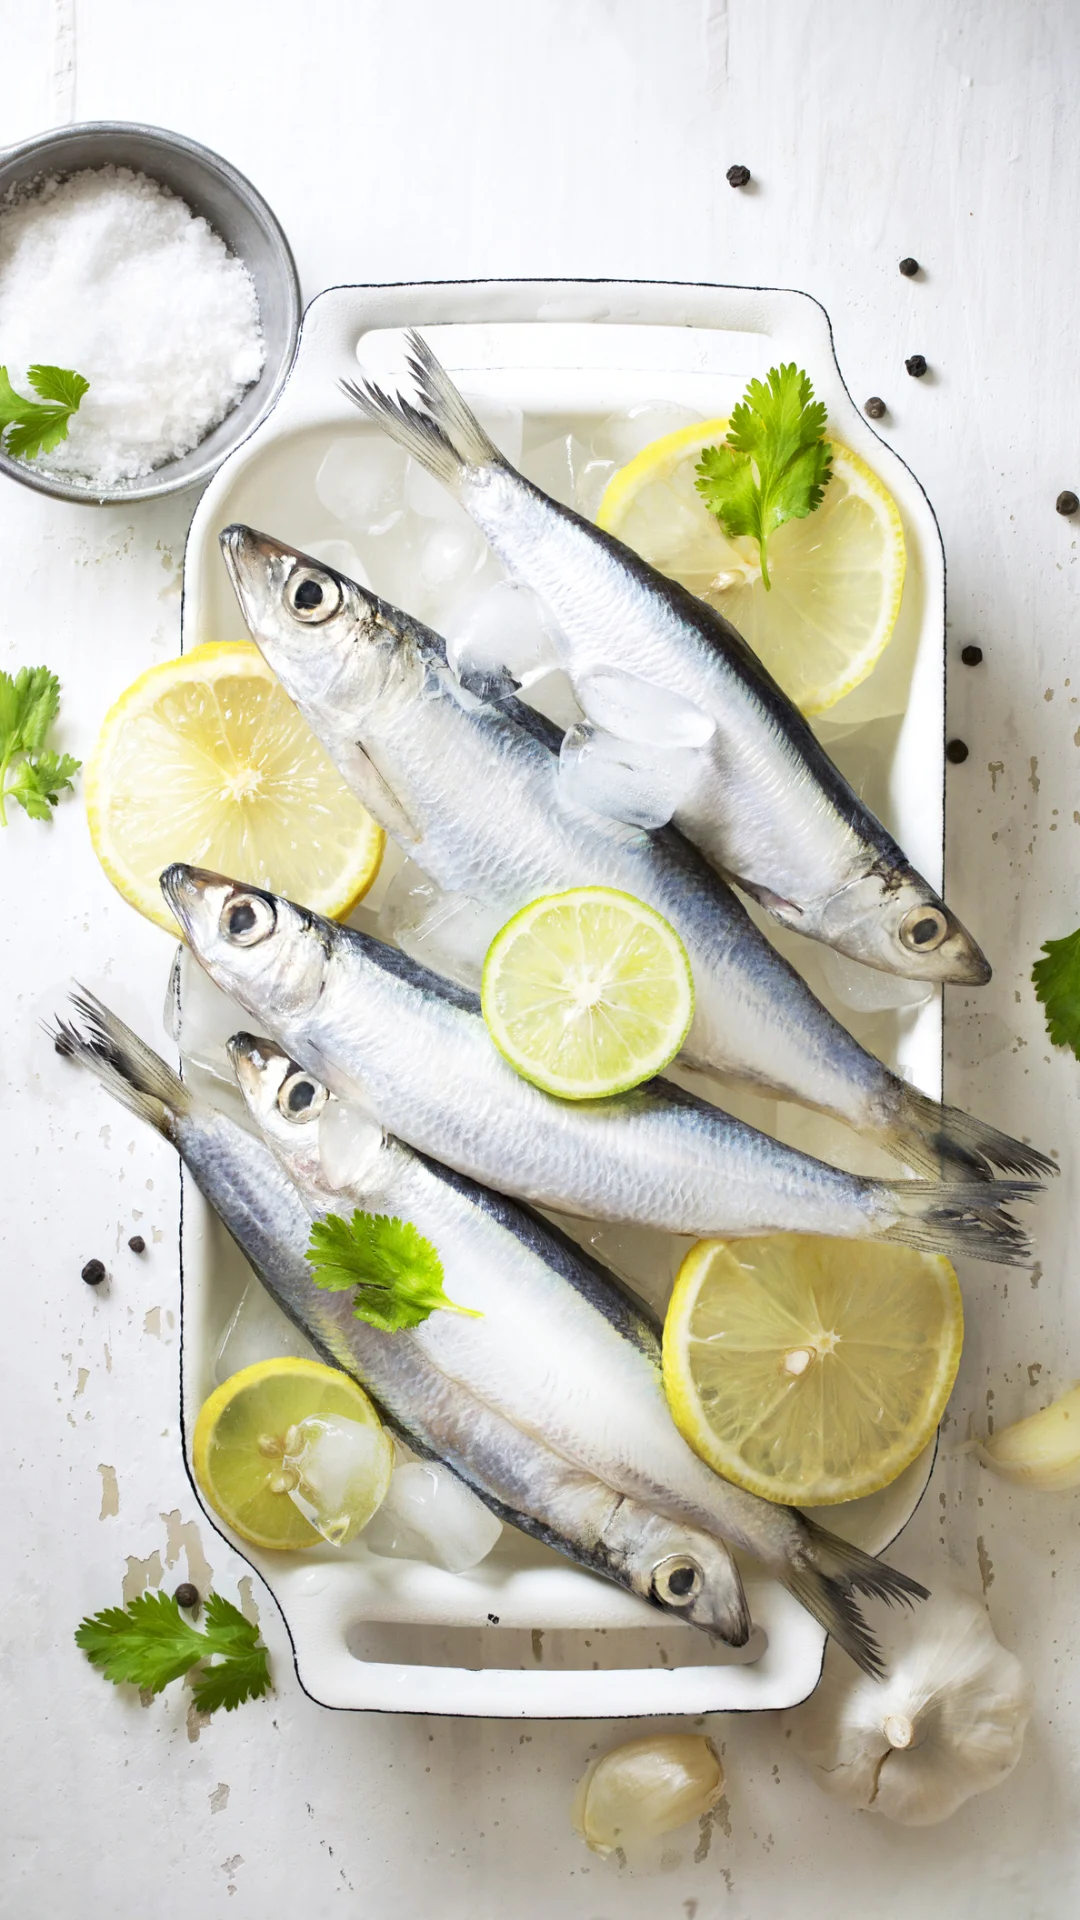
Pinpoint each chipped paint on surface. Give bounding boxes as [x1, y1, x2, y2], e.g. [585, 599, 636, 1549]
[210, 1782, 231, 1813]
[161, 1510, 214, 1593]
[977, 1535, 995, 1593]
[97, 1463, 119, 1519]
[122, 1550, 164, 1604]
[143, 1306, 161, 1338]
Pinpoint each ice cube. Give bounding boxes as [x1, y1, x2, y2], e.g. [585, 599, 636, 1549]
[376, 861, 501, 987]
[301, 537, 372, 588]
[317, 1097, 387, 1193]
[818, 946, 935, 1014]
[353, 515, 424, 608]
[164, 944, 248, 1089]
[213, 1280, 317, 1384]
[282, 1414, 390, 1546]
[574, 456, 618, 521]
[419, 518, 487, 593]
[521, 432, 589, 508]
[362, 1461, 502, 1572]
[558, 722, 705, 831]
[590, 402, 705, 467]
[315, 437, 406, 532]
[443, 578, 561, 691]
[578, 668, 716, 749]
[404, 455, 465, 521]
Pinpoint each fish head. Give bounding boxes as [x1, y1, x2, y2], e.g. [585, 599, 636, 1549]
[819, 868, 992, 984]
[647, 1546, 751, 1643]
[228, 1031, 328, 1173]
[162, 865, 331, 1023]
[219, 524, 413, 730]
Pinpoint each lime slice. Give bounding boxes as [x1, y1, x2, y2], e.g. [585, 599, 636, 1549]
[597, 421, 906, 716]
[192, 1357, 393, 1551]
[86, 641, 384, 934]
[481, 886, 694, 1099]
[662, 1234, 962, 1505]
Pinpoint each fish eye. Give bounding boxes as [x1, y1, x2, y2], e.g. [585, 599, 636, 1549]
[277, 1068, 327, 1123]
[284, 566, 342, 624]
[220, 891, 276, 947]
[652, 1555, 704, 1607]
[900, 904, 949, 952]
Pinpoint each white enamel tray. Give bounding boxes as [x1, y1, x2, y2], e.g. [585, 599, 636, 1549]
[180, 280, 945, 1717]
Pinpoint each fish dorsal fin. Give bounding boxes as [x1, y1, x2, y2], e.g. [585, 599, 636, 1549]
[336, 736, 423, 845]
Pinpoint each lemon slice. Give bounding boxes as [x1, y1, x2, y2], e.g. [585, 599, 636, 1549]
[597, 420, 906, 716]
[481, 886, 694, 1100]
[662, 1235, 962, 1505]
[86, 641, 384, 933]
[192, 1358, 393, 1551]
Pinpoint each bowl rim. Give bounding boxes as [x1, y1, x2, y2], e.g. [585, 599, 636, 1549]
[0, 119, 301, 506]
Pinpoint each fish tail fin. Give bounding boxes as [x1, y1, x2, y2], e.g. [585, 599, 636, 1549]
[47, 989, 190, 1138]
[878, 1176, 1040, 1266]
[784, 1518, 928, 1680]
[340, 328, 500, 492]
[886, 1087, 1058, 1183]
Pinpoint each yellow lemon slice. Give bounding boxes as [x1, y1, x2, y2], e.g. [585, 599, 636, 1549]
[192, 1358, 393, 1551]
[597, 420, 906, 716]
[662, 1234, 962, 1505]
[86, 641, 384, 933]
[481, 886, 694, 1099]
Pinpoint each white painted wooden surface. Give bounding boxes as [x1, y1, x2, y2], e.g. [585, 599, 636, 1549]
[2, 2, 1078, 1913]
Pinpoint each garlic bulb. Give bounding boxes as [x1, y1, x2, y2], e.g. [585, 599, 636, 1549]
[783, 1588, 1031, 1825]
[571, 1734, 723, 1855]
[977, 1383, 1080, 1489]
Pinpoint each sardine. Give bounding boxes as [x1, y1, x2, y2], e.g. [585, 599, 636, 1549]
[161, 862, 1038, 1264]
[342, 331, 989, 984]
[218, 522, 1051, 1185]
[226, 1031, 930, 1678]
[52, 992, 749, 1644]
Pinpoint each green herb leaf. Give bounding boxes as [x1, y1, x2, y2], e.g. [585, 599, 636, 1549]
[0, 361, 88, 463]
[695, 363, 832, 589]
[1033, 927, 1080, 1061]
[306, 1210, 480, 1331]
[75, 1589, 272, 1713]
[0, 667, 79, 826]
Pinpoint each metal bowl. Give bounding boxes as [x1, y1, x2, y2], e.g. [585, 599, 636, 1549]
[0, 121, 300, 505]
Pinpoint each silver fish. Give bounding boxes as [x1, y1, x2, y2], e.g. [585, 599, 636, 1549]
[218, 521, 1051, 1185]
[342, 330, 990, 985]
[161, 862, 1037, 1264]
[229, 1030, 926, 1679]
[52, 992, 748, 1644]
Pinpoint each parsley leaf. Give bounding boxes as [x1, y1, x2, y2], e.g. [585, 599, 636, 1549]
[1033, 927, 1080, 1061]
[695, 363, 833, 589]
[0, 363, 89, 462]
[306, 1210, 480, 1331]
[0, 666, 80, 826]
[75, 1589, 271, 1713]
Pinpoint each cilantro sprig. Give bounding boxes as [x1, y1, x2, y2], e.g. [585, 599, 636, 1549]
[1033, 927, 1080, 1061]
[0, 665, 80, 825]
[75, 1590, 271, 1713]
[0, 363, 89, 462]
[695, 364, 833, 590]
[306, 1210, 480, 1332]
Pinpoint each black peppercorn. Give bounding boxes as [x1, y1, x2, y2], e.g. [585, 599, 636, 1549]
[1056, 490, 1078, 516]
[905, 354, 928, 378]
[864, 397, 887, 419]
[945, 739, 969, 764]
[81, 1258, 106, 1286]
[961, 644, 983, 666]
[128, 1234, 146, 1254]
[726, 164, 750, 188]
[174, 1583, 199, 1610]
[899, 257, 920, 277]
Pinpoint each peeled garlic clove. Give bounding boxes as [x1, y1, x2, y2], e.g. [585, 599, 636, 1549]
[977, 1383, 1080, 1489]
[571, 1734, 723, 1856]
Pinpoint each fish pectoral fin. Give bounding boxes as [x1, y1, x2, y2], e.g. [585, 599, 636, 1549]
[342, 739, 424, 844]
[731, 875, 804, 919]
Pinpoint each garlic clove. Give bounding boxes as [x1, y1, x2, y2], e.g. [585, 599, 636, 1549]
[977, 1383, 1080, 1489]
[571, 1734, 724, 1856]
[783, 1587, 1031, 1826]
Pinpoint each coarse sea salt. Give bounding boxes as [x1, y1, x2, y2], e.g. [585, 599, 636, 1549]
[0, 165, 265, 488]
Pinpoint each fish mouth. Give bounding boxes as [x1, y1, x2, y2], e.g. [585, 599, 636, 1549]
[219, 522, 293, 609]
[226, 1030, 283, 1073]
[161, 860, 210, 936]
